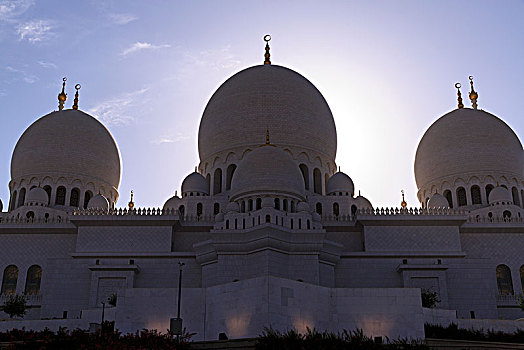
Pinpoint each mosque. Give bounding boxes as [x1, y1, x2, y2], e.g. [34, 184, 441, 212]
[0, 36, 523, 340]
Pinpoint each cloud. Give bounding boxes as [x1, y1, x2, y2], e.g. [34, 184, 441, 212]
[151, 134, 190, 144]
[121, 41, 170, 56]
[108, 13, 137, 25]
[5, 65, 38, 83]
[17, 19, 53, 42]
[0, 0, 34, 21]
[37, 60, 57, 69]
[88, 88, 149, 127]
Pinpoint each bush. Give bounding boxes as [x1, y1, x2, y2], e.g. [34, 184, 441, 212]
[425, 323, 524, 344]
[2, 294, 27, 318]
[421, 288, 440, 308]
[518, 295, 524, 312]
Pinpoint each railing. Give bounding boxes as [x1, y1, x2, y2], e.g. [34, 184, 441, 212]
[0, 293, 42, 304]
[356, 207, 466, 216]
[0, 216, 69, 225]
[467, 215, 524, 224]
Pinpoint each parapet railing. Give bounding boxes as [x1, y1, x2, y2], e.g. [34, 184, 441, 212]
[467, 215, 524, 224]
[356, 207, 466, 216]
[0, 215, 69, 225]
[73, 208, 215, 223]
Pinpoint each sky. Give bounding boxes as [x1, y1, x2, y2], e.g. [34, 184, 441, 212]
[0, 0, 523, 209]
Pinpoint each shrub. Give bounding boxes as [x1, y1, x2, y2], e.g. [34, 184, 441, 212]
[421, 288, 440, 308]
[2, 294, 27, 318]
[425, 323, 524, 344]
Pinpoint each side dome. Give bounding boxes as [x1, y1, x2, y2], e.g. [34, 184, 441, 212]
[198, 65, 337, 162]
[415, 109, 524, 192]
[427, 193, 449, 208]
[326, 172, 354, 196]
[87, 194, 109, 210]
[10, 109, 121, 205]
[355, 195, 373, 209]
[230, 145, 305, 200]
[25, 187, 49, 206]
[181, 172, 209, 196]
[163, 195, 181, 210]
[488, 186, 512, 205]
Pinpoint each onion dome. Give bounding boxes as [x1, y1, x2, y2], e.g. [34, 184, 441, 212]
[198, 65, 337, 163]
[25, 187, 49, 206]
[488, 186, 513, 205]
[163, 195, 181, 210]
[355, 195, 373, 209]
[87, 194, 109, 211]
[230, 145, 305, 201]
[181, 172, 209, 196]
[427, 193, 449, 208]
[297, 202, 309, 212]
[415, 109, 524, 191]
[226, 201, 240, 213]
[11, 109, 121, 203]
[326, 171, 354, 196]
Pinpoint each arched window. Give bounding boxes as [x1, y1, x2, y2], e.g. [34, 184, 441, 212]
[24, 265, 42, 295]
[442, 190, 452, 208]
[307, 220, 311, 229]
[225, 220, 229, 229]
[55, 186, 66, 205]
[70, 188, 80, 207]
[240, 201, 245, 213]
[206, 173, 211, 189]
[333, 202, 339, 216]
[256, 198, 262, 210]
[43, 186, 52, 205]
[213, 168, 222, 195]
[325, 173, 329, 194]
[26, 211, 34, 220]
[316, 202, 322, 215]
[1, 265, 18, 295]
[512, 187, 520, 206]
[17, 188, 26, 207]
[520, 265, 524, 291]
[225, 164, 237, 191]
[248, 199, 253, 211]
[178, 205, 185, 217]
[290, 201, 295, 213]
[265, 214, 270, 223]
[351, 205, 357, 216]
[496, 264, 514, 295]
[503, 210, 511, 219]
[299, 164, 309, 190]
[83, 191, 92, 209]
[283, 199, 288, 212]
[456, 187, 467, 206]
[196, 203, 203, 217]
[213, 203, 220, 215]
[274, 198, 280, 210]
[471, 186, 481, 205]
[313, 168, 322, 194]
[9, 191, 17, 211]
[485, 184, 494, 200]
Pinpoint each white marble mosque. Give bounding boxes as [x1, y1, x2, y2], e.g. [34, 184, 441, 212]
[0, 37, 523, 340]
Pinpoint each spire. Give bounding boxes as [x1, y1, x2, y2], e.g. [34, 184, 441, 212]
[194, 166, 198, 173]
[128, 190, 134, 209]
[468, 75, 478, 109]
[57, 77, 67, 111]
[455, 83, 464, 109]
[263, 34, 271, 65]
[401, 190, 407, 208]
[265, 128, 270, 144]
[72, 84, 81, 110]
[338, 166, 341, 172]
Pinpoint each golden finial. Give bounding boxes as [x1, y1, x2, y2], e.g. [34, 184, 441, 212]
[468, 75, 478, 109]
[263, 35, 271, 65]
[58, 77, 67, 111]
[175, 190, 178, 197]
[128, 190, 134, 209]
[72, 84, 81, 110]
[265, 128, 271, 144]
[194, 166, 198, 173]
[338, 166, 341, 172]
[401, 190, 407, 208]
[455, 83, 464, 109]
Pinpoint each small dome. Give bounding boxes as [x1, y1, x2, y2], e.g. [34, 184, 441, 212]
[181, 172, 209, 195]
[226, 201, 239, 213]
[230, 145, 305, 200]
[355, 195, 373, 209]
[25, 187, 49, 206]
[163, 195, 181, 210]
[297, 202, 309, 212]
[427, 193, 449, 208]
[488, 186, 512, 205]
[215, 212, 224, 222]
[326, 172, 354, 196]
[87, 194, 109, 210]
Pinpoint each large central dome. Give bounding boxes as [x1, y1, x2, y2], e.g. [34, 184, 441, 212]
[198, 65, 337, 162]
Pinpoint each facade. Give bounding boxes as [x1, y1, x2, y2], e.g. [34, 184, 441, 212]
[1, 42, 523, 340]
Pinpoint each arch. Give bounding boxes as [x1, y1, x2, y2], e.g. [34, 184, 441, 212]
[503, 210, 511, 219]
[26, 211, 34, 220]
[225, 152, 237, 162]
[83, 190, 93, 209]
[456, 187, 467, 206]
[274, 198, 280, 210]
[485, 184, 494, 200]
[55, 186, 66, 205]
[10, 191, 17, 211]
[178, 205, 185, 217]
[291, 201, 295, 213]
[214, 203, 220, 215]
[496, 264, 514, 295]
[512, 187, 520, 206]
[283, 199, 288, 212]
[225, 220, 229, 229]
[17, 187, 26, 208]
[265, 214, 270, 223]
[225, 164, 237, 191]
[316, 202, 322, 215]
[325, 173, 329, 194]
[307, 220, 311, 229]
[206, 174, 211, 190]
[299, 164, 309, 190]
[24, 265, 42, 295]
[351, 204, 357, 216]
[248, 199, 253, 211]
[213, 168, 222, 195]
[196, 203, 203, 217]
[333, 202, 340, 216]
[443, 190, 453, 208]
[256, 198, 262, 210]
[43, 186, 52, 205]
[70, 188, 80, 207]
[313, 168, 322, 194]
[1, 265, 18, 295]
[471, 185, 481, 205]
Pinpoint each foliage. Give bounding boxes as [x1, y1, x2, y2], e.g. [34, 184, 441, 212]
[421, 288, 441, 308]
[107, 293, 117, 307]
[425, 323, 524, 344]
[1, 294, 27, 318]
[255, 327, 428, 349]
[518, 295, 524, 312]
[0, 326, 194, 349]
